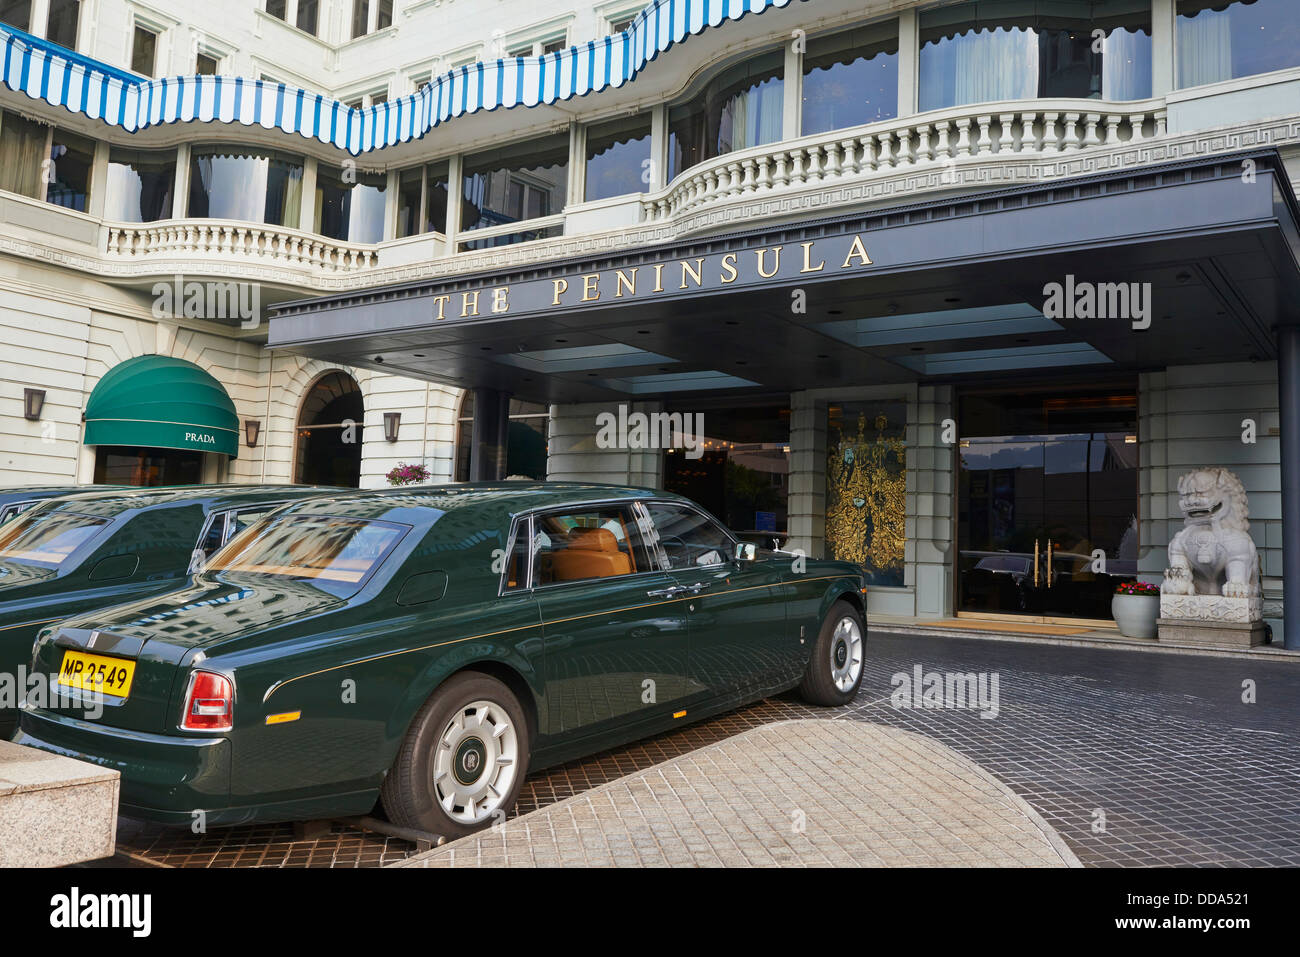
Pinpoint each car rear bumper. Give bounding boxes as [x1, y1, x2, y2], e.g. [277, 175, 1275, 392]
[14, 709, 231, 822]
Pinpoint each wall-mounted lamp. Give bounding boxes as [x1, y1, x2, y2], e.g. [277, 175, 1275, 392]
[244, 420, 262, 448]
[383, 412, 401, 443]
[23, 388, 45, 421]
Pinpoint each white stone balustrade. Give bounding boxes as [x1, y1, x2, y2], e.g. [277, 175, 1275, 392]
[641, 99, 1168, 223]
[104, 220, 380, 272]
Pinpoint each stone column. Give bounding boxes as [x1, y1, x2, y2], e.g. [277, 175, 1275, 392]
[787, 391, 827, 559]
[1279, 325, 1300, 648]
[469, 387, 510, 482]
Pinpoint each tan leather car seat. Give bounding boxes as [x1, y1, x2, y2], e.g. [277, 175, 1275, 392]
[550, 527, 631, 581]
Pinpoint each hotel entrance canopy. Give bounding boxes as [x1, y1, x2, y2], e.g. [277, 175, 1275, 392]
[268, 151, 1300, 403]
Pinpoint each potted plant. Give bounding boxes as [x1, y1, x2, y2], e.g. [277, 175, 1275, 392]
[1112, 580, 1160, 639]
[385, 463, 431, 487]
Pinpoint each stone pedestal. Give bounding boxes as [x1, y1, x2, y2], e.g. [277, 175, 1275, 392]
[0, 740, 119, 867]
[1157, 617, 1269, 648]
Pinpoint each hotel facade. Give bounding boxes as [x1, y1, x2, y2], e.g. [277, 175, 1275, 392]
[1, 0, 1298, 643]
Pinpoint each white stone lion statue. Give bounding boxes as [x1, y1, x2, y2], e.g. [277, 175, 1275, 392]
[1161, 468, 1260, 599]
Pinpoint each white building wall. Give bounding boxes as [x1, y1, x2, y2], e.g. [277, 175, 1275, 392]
[0, 268, 452, 489]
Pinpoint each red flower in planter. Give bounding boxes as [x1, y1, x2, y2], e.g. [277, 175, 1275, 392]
[1115, 580, 1160, 596]
[386, 463, 431, 487]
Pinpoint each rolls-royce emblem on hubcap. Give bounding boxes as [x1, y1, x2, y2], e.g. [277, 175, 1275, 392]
[835, 640, 847, 667]
[453, 738, 486, 784]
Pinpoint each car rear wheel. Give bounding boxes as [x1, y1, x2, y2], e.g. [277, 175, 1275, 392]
[381, 673, 530, 840]
[797, 600, 865, 706]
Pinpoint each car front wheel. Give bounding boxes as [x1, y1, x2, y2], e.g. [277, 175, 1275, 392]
[381, 672, 530, 840]
[797, 600, 865, 706]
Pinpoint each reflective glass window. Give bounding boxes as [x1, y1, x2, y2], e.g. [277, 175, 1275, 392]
[1177, 0, 1300, 87]
[585, 113, 652, 201]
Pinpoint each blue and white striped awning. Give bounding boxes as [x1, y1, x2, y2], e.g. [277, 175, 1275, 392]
[0, 0, 804, 156]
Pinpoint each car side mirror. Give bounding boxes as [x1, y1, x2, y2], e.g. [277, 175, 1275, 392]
[734, 542, 757, 563]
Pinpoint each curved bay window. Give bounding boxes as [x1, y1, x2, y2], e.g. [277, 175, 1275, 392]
[188, 146, 303, 226]
[584, 113, 652, 202]
[919, 0, 1153, 112]
[459, 134, 568, 251]
[453, 395, 549, 481]
[668, 48, 785, 180]
[316, 163, 387, 244]
[295, 371, 364, 488]
[801, 21, 899, 136]
[105, 147, 175, 222]
[1177, 0, 1300, 88]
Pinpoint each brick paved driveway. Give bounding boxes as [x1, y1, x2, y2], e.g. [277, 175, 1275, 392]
[397, 720, 1081, 868]
[113, 632, 1300, 867]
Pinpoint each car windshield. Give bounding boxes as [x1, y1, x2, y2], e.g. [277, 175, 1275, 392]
[206, 516, 407, 588]
[0, 510, 110, 570]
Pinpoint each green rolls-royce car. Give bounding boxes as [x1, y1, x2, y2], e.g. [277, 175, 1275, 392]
[0, 485, 335, 736]
[16, 483, 867, 838]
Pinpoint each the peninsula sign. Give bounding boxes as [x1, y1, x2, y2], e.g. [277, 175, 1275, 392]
[424, 234, 877, 322]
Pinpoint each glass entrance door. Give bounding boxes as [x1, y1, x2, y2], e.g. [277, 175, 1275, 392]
[956, 390, 1139, 621]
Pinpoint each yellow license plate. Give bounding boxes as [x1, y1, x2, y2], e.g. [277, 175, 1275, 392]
[57, 650, 136, 699]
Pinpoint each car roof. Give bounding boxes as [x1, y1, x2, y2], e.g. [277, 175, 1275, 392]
[0, 486, 118, 506]
[280, 481, 685, 523]
[30, 484, 340, 517]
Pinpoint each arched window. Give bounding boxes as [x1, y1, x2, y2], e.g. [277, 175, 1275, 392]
[295, 371, 363, 487]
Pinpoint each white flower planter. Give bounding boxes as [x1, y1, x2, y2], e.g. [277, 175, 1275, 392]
[1111, 593, 1160, 639]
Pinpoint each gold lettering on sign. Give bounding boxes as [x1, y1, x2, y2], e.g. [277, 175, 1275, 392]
[719, 253, 739, 284]
[800, 242, 825, 273]
[756, 246, 783, 279]
[581, 274, 601, 302]
[432, 295, 451, 320]
[461, 291, 480, 318]
[652, 263, 665, 293]
[491, 287, 510, 314]
[842, 234, 873, 268]
[614, 268, 638, 298]
[680, 258, 704, 290]
[552, 278, 569, 305]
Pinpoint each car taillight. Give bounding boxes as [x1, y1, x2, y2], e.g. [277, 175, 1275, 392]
[181, 671, 234, 732]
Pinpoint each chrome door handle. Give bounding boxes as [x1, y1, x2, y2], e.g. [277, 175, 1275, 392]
[685, 582, 710, 594]
[646, 586, 684, 599]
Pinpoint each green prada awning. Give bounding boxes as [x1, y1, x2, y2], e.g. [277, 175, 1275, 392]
[83, 355, 239, 458]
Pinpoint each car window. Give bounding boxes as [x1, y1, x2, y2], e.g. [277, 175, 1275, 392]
[197, 512, 228, 559]
[207, 516, 407, 591]
[228, 506, 281, 543]
[531, 505, 644, 586]
[0, 510, 110, 569]
[502, 520, 531, 591]
[643, 503, 733, 570]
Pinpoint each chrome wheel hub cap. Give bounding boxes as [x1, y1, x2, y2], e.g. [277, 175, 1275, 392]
[433, 700, 519, 824]
[830, 617, 863, 693]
